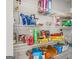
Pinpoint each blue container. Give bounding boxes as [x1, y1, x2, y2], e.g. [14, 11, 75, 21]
[20, 13, 27, 25]
[20, 13, 36, 25]
[25, 15, 30, 25]
[29, 15, 36, 25]
[54, 45, 63, 54]
[32, 48, 43, 59]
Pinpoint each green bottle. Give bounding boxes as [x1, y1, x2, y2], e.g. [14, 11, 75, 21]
[33, 28, 39, 44]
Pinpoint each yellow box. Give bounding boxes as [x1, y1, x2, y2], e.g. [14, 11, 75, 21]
[51, 38, 62, 41]
[39, 39, 48, 43]
[50, 36, 64, 42]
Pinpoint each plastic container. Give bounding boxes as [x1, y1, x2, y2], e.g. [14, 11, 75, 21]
[62, 20, 72, 26]
[54, 45, 63, 54]
[33, 29, 38, 44]
[45, 30, 50, 38]
[20, 13, 27, 25]
[38, 0, 48, 13]
[38, 0, 52, 14]
[29, 15, 36, 25]
[47, 0, 52, 13]
[38, 0, 44, 13]
[41, 30, 46, 38]
[32, 48, 43, 59]
[27, 36, 34, 45]
[45, 45, 57, 59]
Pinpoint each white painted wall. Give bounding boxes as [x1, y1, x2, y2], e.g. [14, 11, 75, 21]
[6, 0, 13, 56]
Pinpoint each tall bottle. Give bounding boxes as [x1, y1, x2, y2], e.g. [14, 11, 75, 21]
[20, 13, 27, 25]
[47, 0, 52, 13]
[38, 0, 48, 13]
[33, 29, 38, 44]
[43, 0, 48, 13]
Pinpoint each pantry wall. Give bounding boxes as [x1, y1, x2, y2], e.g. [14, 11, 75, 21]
[13, 0, 72, 59]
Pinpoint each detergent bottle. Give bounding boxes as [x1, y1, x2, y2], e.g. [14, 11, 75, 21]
[47, 0, 52, 13]
[25, 15, 31, 25]
[43, 0, 48, 13]
[38, 0, 48, 13]
[20, 13, 27, 25]
[30, 14, 36, 25]
[38, 0, 44, 13]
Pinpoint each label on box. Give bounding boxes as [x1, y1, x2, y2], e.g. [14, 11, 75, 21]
[42, 55, 45, 59]
[34, 56, 39, 59]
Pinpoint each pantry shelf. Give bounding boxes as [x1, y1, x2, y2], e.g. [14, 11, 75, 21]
[50, 12, 72, 18]
[62, 26, 72, 30]
[14, 24, 38, 27]
[14, 24, 72, 30]
[14, 43, 72, 59]
[53, 47, 72, 59]
[14, 24, 62, 29]
[14, 41, 58, 52]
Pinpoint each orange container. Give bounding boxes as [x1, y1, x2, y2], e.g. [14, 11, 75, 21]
[45, 45, 58, 59]
[45, 52, 51, 59]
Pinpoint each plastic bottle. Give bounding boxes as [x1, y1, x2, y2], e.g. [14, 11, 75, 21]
[20, 13, 27, 25]
[27, 36, 34, 45]
[38, 0, 48, 13]
[47, 0, 52, 13]
[43, 0, 48, 13]
[33, 29, 38, 44]
[30, 14, 36, 25]
[38, 0, 44, 13]
[25, 15, 30, 25]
